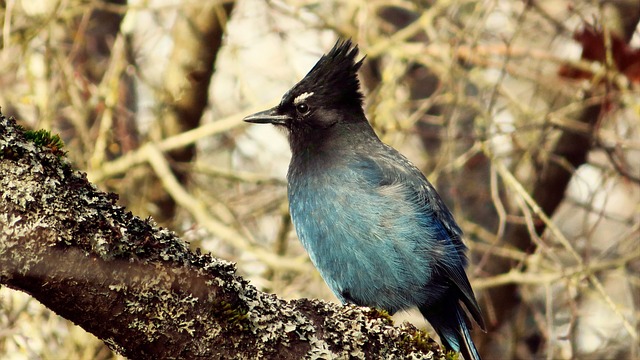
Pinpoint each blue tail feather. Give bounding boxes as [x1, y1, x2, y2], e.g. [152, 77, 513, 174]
[420, 301, 482, 360]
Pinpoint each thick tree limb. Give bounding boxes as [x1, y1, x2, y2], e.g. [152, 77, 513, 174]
[0, 114, 442, 359]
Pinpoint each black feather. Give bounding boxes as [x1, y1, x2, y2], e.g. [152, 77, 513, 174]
[290, 39, 365, 109]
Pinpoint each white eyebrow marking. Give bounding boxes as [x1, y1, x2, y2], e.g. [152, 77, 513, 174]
[293, 92, 314, 105]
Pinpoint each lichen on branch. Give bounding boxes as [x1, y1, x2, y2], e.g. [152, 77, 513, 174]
[0, 113, 443, 359]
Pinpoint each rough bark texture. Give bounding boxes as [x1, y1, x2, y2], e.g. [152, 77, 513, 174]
[0, 113, 443, 359]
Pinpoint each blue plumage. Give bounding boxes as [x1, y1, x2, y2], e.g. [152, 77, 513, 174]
[244, 39, 485, 360]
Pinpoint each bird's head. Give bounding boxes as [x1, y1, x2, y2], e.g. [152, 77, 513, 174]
[243, 39, 366, 135]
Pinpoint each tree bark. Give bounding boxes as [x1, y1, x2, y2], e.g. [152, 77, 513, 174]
[0, 114, 443, 359]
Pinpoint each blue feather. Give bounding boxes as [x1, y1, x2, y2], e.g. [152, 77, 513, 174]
[244, 39, 485, 360]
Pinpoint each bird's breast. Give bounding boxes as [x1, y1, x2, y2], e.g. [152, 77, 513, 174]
[286, 163, 435, 312]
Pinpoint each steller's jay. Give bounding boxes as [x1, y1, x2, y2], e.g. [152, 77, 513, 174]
[244, 39, 486, 360]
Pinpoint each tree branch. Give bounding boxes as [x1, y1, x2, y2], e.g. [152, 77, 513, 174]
[0, 114, 443, 359]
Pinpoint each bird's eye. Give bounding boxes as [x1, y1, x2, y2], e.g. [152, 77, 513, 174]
[296, 103, 310, 114]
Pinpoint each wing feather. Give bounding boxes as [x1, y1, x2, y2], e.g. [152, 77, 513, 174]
[356, 146, 485, 330]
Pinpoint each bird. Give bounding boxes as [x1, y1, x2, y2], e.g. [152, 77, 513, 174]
[243, 39, 486, 360]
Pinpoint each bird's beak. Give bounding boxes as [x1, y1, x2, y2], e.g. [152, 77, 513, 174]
[243, 107, 291, 126]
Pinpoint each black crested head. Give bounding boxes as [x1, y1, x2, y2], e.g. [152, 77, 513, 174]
[292, 39, 365, 109]
[243, 39, 367, 134]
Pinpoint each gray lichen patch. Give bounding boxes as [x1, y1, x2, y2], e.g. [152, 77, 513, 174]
[0, 114, 249, 350]
[0, 114, 230, 271]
